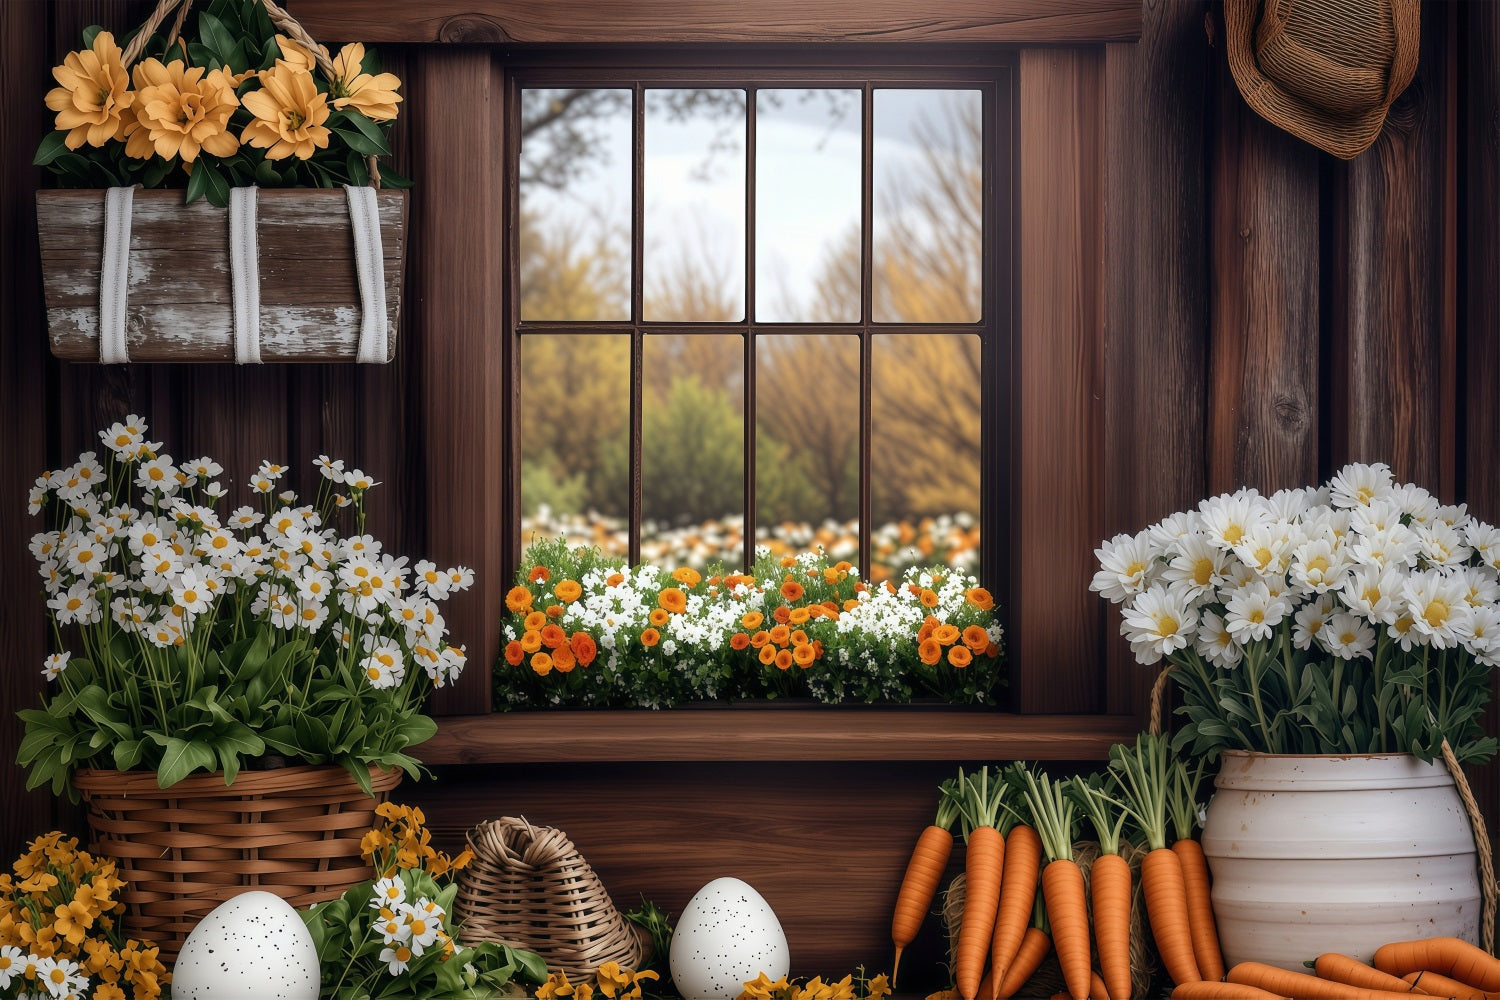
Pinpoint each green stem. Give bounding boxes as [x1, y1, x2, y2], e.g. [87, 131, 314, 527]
[1242, 643, 1274, 754]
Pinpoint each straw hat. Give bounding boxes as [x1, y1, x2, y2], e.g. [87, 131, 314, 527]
[1223, 0, 1421, 160]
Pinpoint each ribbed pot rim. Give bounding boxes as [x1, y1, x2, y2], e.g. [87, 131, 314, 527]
[1214, 749, 1453, 791]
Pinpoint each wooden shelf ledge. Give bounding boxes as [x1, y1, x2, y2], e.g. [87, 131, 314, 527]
[421, 709, 1142, 764]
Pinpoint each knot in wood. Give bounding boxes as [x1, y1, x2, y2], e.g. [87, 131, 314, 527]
[439, 15, 511, 43]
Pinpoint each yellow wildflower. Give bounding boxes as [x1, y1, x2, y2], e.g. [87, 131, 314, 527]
[866, 974, 891, 1000]
[45, 31, 135, 149]
[124, 58, 241, 162]
[537, 971, 574, 1000]
[329, 42, 402, 121]
[54, 897, 96, 944]
[241, 62, 331, 160]
[273, 33, 320, 72]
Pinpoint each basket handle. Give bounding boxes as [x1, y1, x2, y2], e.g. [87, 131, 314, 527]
[117, 0, 381, 188]
[1148, 663, 1176, 737]
[1440, 738, 1498, 953]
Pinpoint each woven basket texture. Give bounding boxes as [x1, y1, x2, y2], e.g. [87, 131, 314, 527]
[73, 765, 401, 959]
[455, 817, 647, 980]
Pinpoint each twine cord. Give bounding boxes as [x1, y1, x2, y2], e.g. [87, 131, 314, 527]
[1440, 738, 1498, 953]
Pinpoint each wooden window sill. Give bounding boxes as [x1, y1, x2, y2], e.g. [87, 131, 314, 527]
[421, 708, 1141, 764]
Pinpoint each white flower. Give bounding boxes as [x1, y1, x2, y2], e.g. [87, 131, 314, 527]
[1415, 520, 1471, 566]
[99, 420, 144, 456]
[1223, 581, 1290, 644]
[1403, 571, 1472, 649]
[48, 581, 100, 625]
[171, 569, 213, 617]
[1090, 530, 1156, 603]
[0, 945, 21, 988]
[1148, 511, 1199, 552]
[412, 560, 451, 599]
[1391, 482, 1440, 524]
[1320, 612, 1375, 661]
[344, 468, 381, 491]
[379, 943, 414, 975]
[1341, 561, 1401, 626]
[1457, 566, 1500, 609]
[1328, 462, 1394, 508]
[315, 454, 346, 482]
[1458, 605, 1500, 665]
[183, 456, 224, 480]
[135, 454, 179, 495]
[1350, 522, 1421, 570]
[1119, 584, 1198, 665]
[1194, 610, 1242, 667]
[1161, 532, 1225, 601]
[1464, 520, 1500, 571]
[1290, 537, 1346, 593]
[1198, 490, 1269, 550]
[228, 506, 264, 530]
[445, 565, 475, 592]
[295, 600, 329, 632]
[33, 955, 86, 998]
[41, 653, 70, 681]
[1233, 522, 1294, 578]
[1291, 594, 1337, 650]
[361, 635, 406, 689]
[63, 536, 109, 578]
[370, 876, 407, 910]
[401, 899, 442, 953]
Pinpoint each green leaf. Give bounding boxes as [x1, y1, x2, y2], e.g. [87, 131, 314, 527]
[201, 162, 232, 207]
[294, 712, 330, 756]
[331, 127, 388, 157]
[197, 13, 234, 62]
[82, 25, 103, 48]
[185, 163, 210, 204]
[157, 737, 218, 788]
[112, 738, 146, 771]
[254, 159, 282, 186]
[394, 713, 437, 749]
[33, 132, 71, 167]
[260, 725, 300, 756]
[215, 722, 265, 757]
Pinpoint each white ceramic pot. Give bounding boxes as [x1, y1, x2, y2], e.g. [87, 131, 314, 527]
[1201, 751, 1482, 970]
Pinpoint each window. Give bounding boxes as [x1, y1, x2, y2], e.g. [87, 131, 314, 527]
[510, 57, 1012, 585]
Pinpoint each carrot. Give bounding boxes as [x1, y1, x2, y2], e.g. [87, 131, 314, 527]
[954, 767, 1010, 1000]
[1072, 773, 1133, 1000]
[1021, 766, 1091, 1000]
[995, 925, 1052, 1000]
[892, 778, 962, 986]
[1228, 962, 1423, 1000]
[990, 823, 1042, 995]
[1169, 758, 1225, 982]
[1375, 940, 1500, 991]
[1110, 734, 1200, 986]
[1403, 970, 1500, 999]
[1172, 983, 1290, 1000]
[1314, 955, 1417, 994]
[1091, 971, 1111, 1000]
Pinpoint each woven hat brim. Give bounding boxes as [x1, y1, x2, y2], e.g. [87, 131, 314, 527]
[1223, 0, 1419, 160]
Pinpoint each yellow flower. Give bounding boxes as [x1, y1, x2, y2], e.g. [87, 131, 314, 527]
[95, 983, 127, 1000]
[274, 33, 320, 73]
[537, 971, 574, 1000]
[241, 62, 331, 160]
[124, 58, 241, 163]
[597, 962, 630, 998]
[329, 42, 403, 121]
[45, 30, 135, 149]
[17, 871, 58, 894]
[54, 897, 95, 945]
[866, 975, 891, 1000]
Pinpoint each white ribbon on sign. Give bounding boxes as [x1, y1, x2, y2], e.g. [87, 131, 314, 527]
[229, 186, 263, 365]
[98, 186, 135, 364]
[344, 184, 388, 364]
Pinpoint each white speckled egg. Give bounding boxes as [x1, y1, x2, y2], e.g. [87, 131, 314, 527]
[669, 877, 789, 1000]
[171, 890, 320, 1000]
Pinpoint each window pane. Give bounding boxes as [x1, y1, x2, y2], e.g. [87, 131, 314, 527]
[644, 89, 747, 322]
[873, 89, 983, 323]
[519, 88, 632, 322]
[642, 334, 746, 570]
[755, 334, 860, 563]
[755, 89, 862, 323]
[871, 334, 981, 580]
[520, 334, 631, 558]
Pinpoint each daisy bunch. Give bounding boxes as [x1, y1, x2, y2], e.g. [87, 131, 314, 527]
[21, 417, 472, 798]
[0, 831, 169, 1000]
[1092, 463, 1500, 762]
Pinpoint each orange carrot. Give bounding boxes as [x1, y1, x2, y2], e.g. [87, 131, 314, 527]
[955, 767, 1009, 1000]
[1072, 773, 1133, 1000]
[990, 824, 1042, 996]
[1403, 970, 1500, 999]
[1111, 735, 1200, 986]
[1375, 940, 1500, 991]
[1021, 767, 1090, 1000]
[995, 926, 1052, 1000]
[1091, 971, 1111, 1000]
[1314, 955, 1416, 994]
[1172, 983, 1290, 1000]
[1228, 961, 1424, 1000]
[1169, 757, 1224, 982]
[892, 782, 961, 986]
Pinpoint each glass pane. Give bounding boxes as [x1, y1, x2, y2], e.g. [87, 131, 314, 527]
[644, 89, 747, 321]
[873, 89, 983, 323]
[642, 334, 745, 570]
[871, 334, 981, 580]
[520, 334, 631, 558]
[755, 89, 862, 323]
[519, 89, 633, 322]
[755, 334, 860, 564]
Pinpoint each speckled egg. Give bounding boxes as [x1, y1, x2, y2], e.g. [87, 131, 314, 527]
[669, 877, 789, 1000]
[171, 890, 320, 1000]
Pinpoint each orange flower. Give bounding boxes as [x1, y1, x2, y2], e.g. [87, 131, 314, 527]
[788, 606, 810, 625]
[673, 567, 702, 587]
[540, 624, 567, 649]
[792, 643, 817, 668]
[504, 640, 524, 666]
[918, 638, 942, 666]
[240, 62, 330, 161]
[730, 633, 751, 650]
[640, 628, 660, 648]
[547, 604, 564, 618]
[649, 608, 671, 627]
[834, 561, 853, 573]
[768, 624, 791, 647]
[530, 652, 553, 676]
[917, 621, 935, 643]
[658, 588, 688, 614]
[780, 556, 797, 568]
[759, 644, 777, 665]
[554, 579, 582, 602]
[126, 58, 241, 163]
[750, 630, 770, 648]
[843, 599, 860, 612]
[790, 629, 809, 647]
[571, 631, 597, 667]
[823, 601, 841, 615]
[45, 31, 135, 150]
[328, 41, 403, 121]
[520, 630, 542, 653]
[966, 587, 995, 611]
[529, 566, 551, 583]
[506, 586, 534, 613]
[772, 606, 792, 624]
[780, 580, 804, 602]
[963, 625, 990, 651]
[553, 644, 576, 673]
[774, 649, 794, 671]
[920, 589, 940, 609]
[740, 611, 764, 630]
[985, 642, 1001, 658]
[933, 624, 961, 646]
[606, 572, 624, 587]
[948, 646, 973, 668]
[524, 611, 547, 632]
[805, 605, 824, 619]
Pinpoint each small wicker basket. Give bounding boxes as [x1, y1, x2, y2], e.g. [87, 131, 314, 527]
[73, 764, 401, 960]
[454, 816, 648, 980]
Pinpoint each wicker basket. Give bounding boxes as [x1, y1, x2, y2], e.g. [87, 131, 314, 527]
[454, 816, 648, 980]
[73, 764, 402, 959]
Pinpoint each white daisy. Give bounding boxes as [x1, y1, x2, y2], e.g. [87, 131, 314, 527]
[1090, 530, 1156, 603]
[1161, 532, 1225, 601]
[370, 876, 407, 910]
[1327, 462, 1394, 508]
[379, 943, 414, 975]
[1415, 520, 1471, 567]
[1463, 520, 1500, 571]
[1320, 612, 1375, 661]
[1403, 571, 1472, 650]
[1223, 581, 1290, 644]
[1194, 610, 1242, 668]
[171, 569, 212, 617]
[1119, 584, 1198, 665]
[361, 635, 406, 689]
[42, 652, 70, 681]
[401, 899, 441, 953]
[1290, 536, 1346, 593]
[1291, 594, 1337, 650]
[135, 454, 179, 496]
[1458, 605, 1500, 666]
[1198, 490, 1269, 550]
[33, 955, 85, 998]
[48, 581, 100, 625]
[0, 944, 21, 988]
[344, 468, 381, 491]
